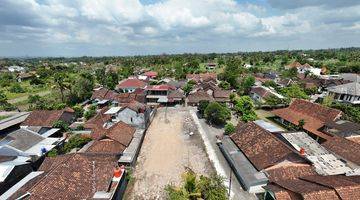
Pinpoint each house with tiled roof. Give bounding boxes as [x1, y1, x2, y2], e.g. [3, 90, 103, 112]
[2, 153, 126, 199]
[21, 108, 75, 128]
[0, 128, 64, 195]
[186, 73, 217, 83]
[250, 86, 284, 104]
[143, 71, 158, 79]
[285, 62, 321, 76]
[102, 101, 151, 129]
[187, 90, 214, 106]
[219, 121, 360, 198]
[272, 99, 342, 141]
[327, 82, 360, 105]
[91, 87, 146, 105]
[116, 78, 148, 93]
[145, 84, 176, 105]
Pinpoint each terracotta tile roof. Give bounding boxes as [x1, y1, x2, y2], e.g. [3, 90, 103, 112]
[322, 136, 360, 165]
[272, 99, 342, 139]
[143, 71, 158, 77]
[168, 90, 185, 99]
[91, 87, 109, 100]
[264, 184, 302, 200]
[84, 109, 111, 139]
[187, 90, 214, 104]
[301, 175, 360, 200]
[117, 78, 147, 89]
[105, 121, 135, 147]
[251, 86, 273, 98]
[265, 162, 316, 182]
[287, 62, 302, 68]
[230, 122, 301, 170]
[38, 154, 74, 173]
[145, 84, 175, 91]
[124, 100, 148, 113]
[186, 73, 217, 83]
[213, 90, 231, 98]
[274, 178, 340, 200]
[86, 139, 126, 154]
[22, 108, 74, 127]
[27, 153, 119, 199]
[347, 136, 360, 144]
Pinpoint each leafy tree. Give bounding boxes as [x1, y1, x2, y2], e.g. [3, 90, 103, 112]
[218, 81, 230, 90]
[197, 100, 209, 116]
[68, 72, 94, 104]
[204, 102, 231, 125]
[182, 81, 196, 95]
[72, 105, 84, 119]
[53, 72, 70, 103]
[9, 83, 25, 93]
[52, 120, 69, 131]
[84, 105, 97, 120]
[224, 122, 235, 135]
[95, 68, 106, 86]
[174, 61, 186, 80]
[279, 84, 309, 99]
[0, 91, 16, 111]
[30, 77, 45, 86]
[105, 71, 119, 90]
[298, 119, 305, 130]
[61, 135, 92, 153]
[322, 94, 334, 107]
[0, 72, 15, 87]
[263, 80, 278, 89]
[282, 68, 298, 79]
[165, 170, 227, 200]
[47, 149, 58, 157]
[234, 96, 257, 122]
[264, 95, 290, 106]
[239, 75, 255, 95]
[118, 66, 133, 78]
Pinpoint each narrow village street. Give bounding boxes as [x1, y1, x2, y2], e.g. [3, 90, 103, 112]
[127, 107, 214, 199]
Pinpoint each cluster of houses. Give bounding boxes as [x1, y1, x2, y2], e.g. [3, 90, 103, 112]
[250, 61, 360, 106]
[0, 71, 232, 199]
[0, 86, 156, 198]
[219, 98, 360, 199]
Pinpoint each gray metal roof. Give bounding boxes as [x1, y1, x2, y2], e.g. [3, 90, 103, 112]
[0, 112, 30, 131]
[219, 137, 268, 191]
[327, 82, 360, 96]
[1, 129, 44, 152]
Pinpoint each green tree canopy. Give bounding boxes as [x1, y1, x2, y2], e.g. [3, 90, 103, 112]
[234, 96, 257, 122]
[204, 102, 231, 125]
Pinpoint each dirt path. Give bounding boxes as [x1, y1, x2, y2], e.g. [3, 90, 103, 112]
[127, 107, 214, 199]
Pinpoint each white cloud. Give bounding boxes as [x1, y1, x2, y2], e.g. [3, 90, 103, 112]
[0, 0, 359, 56]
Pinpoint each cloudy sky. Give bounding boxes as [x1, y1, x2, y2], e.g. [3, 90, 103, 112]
[0, 0, 359, 57]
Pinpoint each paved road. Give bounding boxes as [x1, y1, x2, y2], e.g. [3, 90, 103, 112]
[189, 107, 257, 200]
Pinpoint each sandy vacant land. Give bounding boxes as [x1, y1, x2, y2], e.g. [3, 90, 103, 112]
[127, 107, 214, 199]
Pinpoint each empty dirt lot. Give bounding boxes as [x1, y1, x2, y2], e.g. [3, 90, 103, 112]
[127, 107, 214, 199]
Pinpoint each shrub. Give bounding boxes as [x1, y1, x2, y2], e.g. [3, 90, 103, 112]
[52, 120, 69, 131]
[9, 83, 25, 93]
[224, 122, 235, 135]
[62, 135, 92, 153]
[47, 149, 58, 157]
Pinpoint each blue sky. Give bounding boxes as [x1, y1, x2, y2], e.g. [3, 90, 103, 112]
[0, 0, 359, 57]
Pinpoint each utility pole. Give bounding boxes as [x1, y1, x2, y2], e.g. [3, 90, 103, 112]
[228, 169, 232, 199]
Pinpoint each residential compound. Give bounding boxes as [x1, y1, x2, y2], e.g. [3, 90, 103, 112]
[1, 69, 360, 200]
[218, 99, 360, 199]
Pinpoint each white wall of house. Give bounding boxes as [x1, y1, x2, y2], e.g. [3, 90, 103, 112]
[250, 92, 264, 103]
[115, 108, 146, 128]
